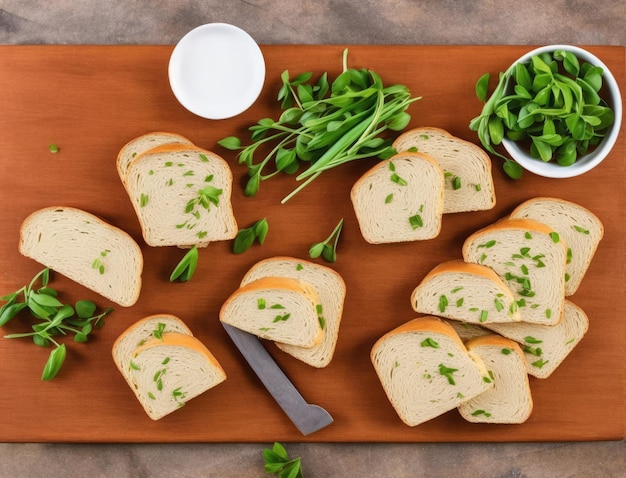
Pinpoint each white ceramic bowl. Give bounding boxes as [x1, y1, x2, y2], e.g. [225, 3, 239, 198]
[501, 45, 622, 178]
[168, 23, 265, 120]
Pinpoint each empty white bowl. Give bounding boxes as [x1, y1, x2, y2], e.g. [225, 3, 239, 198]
[501, 45, 622, 178]
[168, 23, 266, 120]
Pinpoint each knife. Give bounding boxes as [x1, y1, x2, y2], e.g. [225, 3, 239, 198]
[222, 322, 334, 435]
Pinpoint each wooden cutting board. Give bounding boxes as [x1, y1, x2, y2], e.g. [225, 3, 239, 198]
[0, 45, 623, 443]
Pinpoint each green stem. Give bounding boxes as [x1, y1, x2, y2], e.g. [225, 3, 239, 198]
[281, 171, 322, 203]
[255, 134, 297, 176]
[330, 218, 344, 251]
[323, 218, 344, 245]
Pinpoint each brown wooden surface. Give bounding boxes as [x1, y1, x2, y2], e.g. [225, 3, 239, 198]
[0, 45, 623, 443]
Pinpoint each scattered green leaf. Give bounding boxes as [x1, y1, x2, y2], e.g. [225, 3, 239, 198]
[169, 246, 199, 282]
[309, 218, 343, 263]
[233, 218, 269, 254]
[41, 343, 66, 381]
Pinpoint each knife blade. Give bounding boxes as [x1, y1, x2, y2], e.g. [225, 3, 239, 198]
[222, 322, 334, 435]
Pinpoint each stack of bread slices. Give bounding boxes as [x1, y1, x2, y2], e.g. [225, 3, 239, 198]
[372, 197, 603, 426]
[117, 132, 238, 248]
[351, 127, 496, 244]
[220, 256, 346, 368]
[112, 314, 227, 420]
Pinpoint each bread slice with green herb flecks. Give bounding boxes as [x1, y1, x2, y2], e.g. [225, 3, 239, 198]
[18, 206, 143, 307]
[411, 259, 522, 325]
[117, 132, 194, 185]
[458, 334, 533, 424]
[112, 314, 193, 384]
[350, 151, 444, 244]
[124, 143, 237, 248]
[240, 256, 345, 368]
[483, 300, 589, 379]
[510, 197, 604, 296]
[123, 332, 226, 420]
[370, 316, 493, 427]
[392, 127, 496, 214]
[220, 276, 324, 348]
[462, 218, 568, 325]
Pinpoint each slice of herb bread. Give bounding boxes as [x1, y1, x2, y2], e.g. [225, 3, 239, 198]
[370, 317, 493, 427]
[122, 331, 226, 420]
[392, 127, 496, 213]
[350, 151, 444, 244]
[462, 218, 568, 325]
[112, 314, 193, 384]
[124, 143, 237, 248]
[220, 276, 324, 348]
[510, 197, 603, 296]
[484, 300, 589, 379]
[410, 259, 522, 324]
[18, 206, 143, 307]
[458, 334, 533, 424]
[117, 132, 194, 184]
[240, 256, 346, 368]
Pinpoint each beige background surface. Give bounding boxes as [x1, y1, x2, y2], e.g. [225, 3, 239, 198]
[0, 1, 624, 477]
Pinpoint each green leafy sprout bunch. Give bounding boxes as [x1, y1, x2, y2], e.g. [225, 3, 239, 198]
[218, 48, 421, 203]
[0, 268, 113, 380]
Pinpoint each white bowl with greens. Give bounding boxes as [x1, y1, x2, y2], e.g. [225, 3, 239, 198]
[470, 45, 622, 179]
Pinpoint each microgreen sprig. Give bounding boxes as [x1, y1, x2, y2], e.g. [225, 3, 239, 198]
[263, 442, 304, 478]
[169, 245, 199, 282]
[0, 268, 113, 380]
[309, 218, 344, 263]
[470, 49, 615, 179]
[233, 218, 269, 254]
[218, 49, 420, 203]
